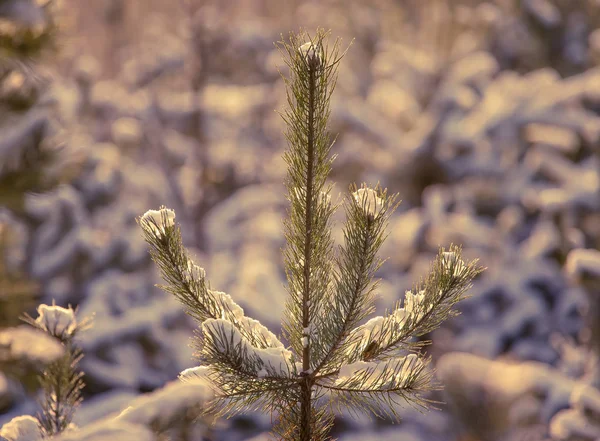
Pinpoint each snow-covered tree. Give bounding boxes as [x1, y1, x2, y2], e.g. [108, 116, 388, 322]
[21, 303, 92, 437]
[138, 29, 484, 441]
[0, 0, 56, 342]
[0, 0, 78, 214]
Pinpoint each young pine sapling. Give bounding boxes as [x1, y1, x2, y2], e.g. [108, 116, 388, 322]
[138, 29, 483, 441]
[22, 303, 92, 437]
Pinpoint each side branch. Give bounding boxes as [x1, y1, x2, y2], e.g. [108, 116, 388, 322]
[314, 186, 397, 375]
[362, 246, 484, 362]
[313, 217, 373, 375]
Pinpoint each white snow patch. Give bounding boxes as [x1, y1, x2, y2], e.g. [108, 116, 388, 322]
[0, 326, 64, 363]
[352, 187, 384, 219]
[571, 382, 600, 416]
[205, 293, 284, 349]
[441, 251, 466, 277]
[298, 42, 321, 65]
[116, 380, 212, 426]
[0, 415, 42, 441]
[52, 420, 155, 441]
[565, 248, 600, 279]
[178, 366, 210, 384]
[210, 290, 244, 319]
[335, 354, 421, 389]
[183, 259, 205, 282]
[73, 390, 139, 426]
[404, 289, 426, 317]
[347, 290, 428, 357]
[550, 403, 600, 440]
[203, 319, 293, 376]
[140, 207, 175, 235]
[35, 303, 77, 337]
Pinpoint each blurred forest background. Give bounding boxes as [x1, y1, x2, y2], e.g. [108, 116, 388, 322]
[1, 0, 600, 440]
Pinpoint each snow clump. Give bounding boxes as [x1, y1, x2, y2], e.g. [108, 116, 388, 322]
[352, 187, 385, 219]
[0, 415, 43, 441]
[139, 207, 176, 236]
[35, 303, 77, 338]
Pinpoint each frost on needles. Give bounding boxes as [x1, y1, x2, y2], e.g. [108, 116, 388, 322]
[138, 29, 484, 441]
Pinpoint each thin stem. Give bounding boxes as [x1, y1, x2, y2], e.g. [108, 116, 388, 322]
[53, 377, 61, 434]
[299, 376, 312, 441]
[300, 52, 317, 441]
[302, 56, 316, 373]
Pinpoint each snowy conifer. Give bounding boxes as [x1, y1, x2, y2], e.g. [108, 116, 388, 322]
[21, 303, 92, 437]
[138, 29, 484, 441]
[0, 0, 80, 214]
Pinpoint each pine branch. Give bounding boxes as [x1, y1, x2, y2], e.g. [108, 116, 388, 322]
[316, 354, 436, 418]
[204, 375, 298, 419]
[37, 345, 84, 436]
[138, 209, 299, 355]
[339, 245, 484, 365]
[374, 246, 482, 358]
[313, 185, 399, 376]
[199, 319, 295, 379]
[138, 208, 215, 323]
